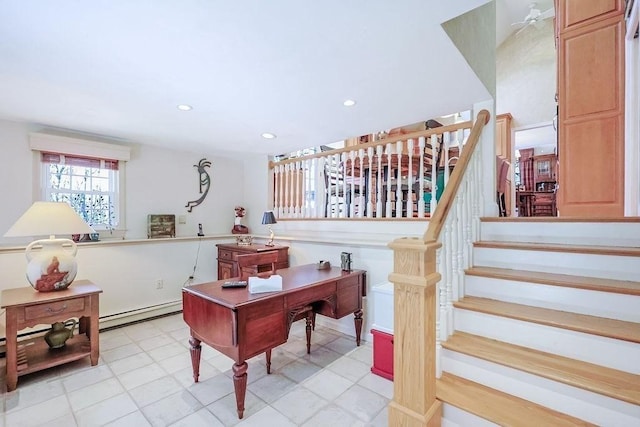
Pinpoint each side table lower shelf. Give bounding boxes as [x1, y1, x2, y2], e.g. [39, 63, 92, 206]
[16, 333, 92, 377]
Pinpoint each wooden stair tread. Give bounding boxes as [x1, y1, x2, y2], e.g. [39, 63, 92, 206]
[436, 372, 596, 427]
[481, 217, 640, 223]
[443, 332, 640, 405]
[474, 240, 640, 257]
[454, 296, 640, 343]
[466, 266, 640, 296]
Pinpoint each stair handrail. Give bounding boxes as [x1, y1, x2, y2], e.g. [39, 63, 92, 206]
[387, 109, 490, 425]
[425, 109, 490, 241]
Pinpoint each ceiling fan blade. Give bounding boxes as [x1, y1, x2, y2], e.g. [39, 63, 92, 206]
[540, 8, 555, 20]
[515, 24, 530, 36]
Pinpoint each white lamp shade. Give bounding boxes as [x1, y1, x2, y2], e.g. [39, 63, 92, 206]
[4, 202, 95, 292]
[5, 201, 95, 238]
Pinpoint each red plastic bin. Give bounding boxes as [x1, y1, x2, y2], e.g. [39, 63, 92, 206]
[371, 329, 394, 381]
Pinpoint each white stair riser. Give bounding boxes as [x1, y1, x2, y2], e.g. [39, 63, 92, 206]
[465, 276, 640, 322]
[454, 309, 640, 374]
[442, 349, 640, 426]
[441, 403, 498, 427]
[481, 222, 640, 248]
[473, 247, 640, 281]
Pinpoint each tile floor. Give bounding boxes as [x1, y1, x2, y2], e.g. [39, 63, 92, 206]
[1, 313, 392, 426]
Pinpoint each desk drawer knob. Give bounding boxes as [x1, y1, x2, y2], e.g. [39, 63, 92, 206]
[46, 304, 67, 314]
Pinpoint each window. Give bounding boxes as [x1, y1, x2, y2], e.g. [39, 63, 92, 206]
[41, 152, 120, 231]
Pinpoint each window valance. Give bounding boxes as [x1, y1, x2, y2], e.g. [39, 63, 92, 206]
[29, 132, 131, 161]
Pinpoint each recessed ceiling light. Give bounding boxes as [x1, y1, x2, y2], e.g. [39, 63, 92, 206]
[177, 104, 193, 111]
[343, 99, 356, 107]
[261, 132, 277, 139]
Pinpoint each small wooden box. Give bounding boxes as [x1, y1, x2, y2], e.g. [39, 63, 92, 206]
[147, 214, 176, 238]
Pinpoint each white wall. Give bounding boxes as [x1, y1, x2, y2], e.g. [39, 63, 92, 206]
[496, 19, 556, 128]
[0, 120, 425, 342]
[0, 119, 245, 330]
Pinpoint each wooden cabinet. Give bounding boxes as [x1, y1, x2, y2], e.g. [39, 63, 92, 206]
[556, 0, 625, 217]
[216, 244, 289, 280]
[496, 113, 513, 216]
[533, 154, 557, 189]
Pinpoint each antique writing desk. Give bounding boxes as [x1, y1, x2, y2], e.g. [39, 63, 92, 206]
[182, 264, 366, 419]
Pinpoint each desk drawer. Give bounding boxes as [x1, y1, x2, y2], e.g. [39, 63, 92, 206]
[337, 275, 360, 288]
[25, 297, 85, 320]
[218, 250, 233, 261]
[286, 282, 336, 308]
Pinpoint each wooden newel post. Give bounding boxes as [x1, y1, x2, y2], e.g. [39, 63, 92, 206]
[388, 237, 442, 427]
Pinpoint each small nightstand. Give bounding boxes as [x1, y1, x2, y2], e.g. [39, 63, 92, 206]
[1, 281, 102, 391]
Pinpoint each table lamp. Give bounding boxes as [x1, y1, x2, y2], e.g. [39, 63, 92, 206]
[261, 210, 277, 246]
[4, 201, 95, 292]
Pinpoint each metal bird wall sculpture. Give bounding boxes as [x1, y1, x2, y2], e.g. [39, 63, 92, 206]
[185, 158, 212, 212]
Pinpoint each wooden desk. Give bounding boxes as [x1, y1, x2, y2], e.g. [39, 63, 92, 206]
[216, 244, 289, 280]
[1, 281, 102, 391]
[182, 265, 366, 419]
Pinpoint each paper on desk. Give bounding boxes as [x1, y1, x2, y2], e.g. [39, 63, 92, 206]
[248, 274, 283, 294]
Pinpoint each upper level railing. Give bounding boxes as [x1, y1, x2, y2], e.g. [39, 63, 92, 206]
[269, 121, 473, 220]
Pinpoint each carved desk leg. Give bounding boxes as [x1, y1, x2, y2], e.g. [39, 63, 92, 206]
[354, 309, 363, 346]
[232, 361, 248, 419]
[265, 349, 272, 374]
[306, 312, 313, 354]
[188, 336, 202, 382]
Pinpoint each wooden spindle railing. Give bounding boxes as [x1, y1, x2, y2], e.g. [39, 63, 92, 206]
[269, 121, 472, 220]
[387, 110, 490, 426]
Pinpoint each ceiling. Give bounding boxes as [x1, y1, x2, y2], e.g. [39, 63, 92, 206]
[0, 0, 552, 157]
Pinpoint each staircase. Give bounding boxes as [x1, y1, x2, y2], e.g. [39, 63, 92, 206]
[437, 218, 640, 426]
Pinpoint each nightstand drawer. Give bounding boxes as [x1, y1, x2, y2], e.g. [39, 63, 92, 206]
[218, 250, 233, 260]
[24, 297, 85, 320]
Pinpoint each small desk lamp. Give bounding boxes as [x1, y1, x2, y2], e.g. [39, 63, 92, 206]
[4, 201, 95, 292]
[261, 210, 277, 246]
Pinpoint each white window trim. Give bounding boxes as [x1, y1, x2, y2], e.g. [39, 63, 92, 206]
[30, 132, 130, 240]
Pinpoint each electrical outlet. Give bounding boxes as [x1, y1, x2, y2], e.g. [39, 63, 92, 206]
[156, 279, 164, 289]
[178, 215, 186, 224]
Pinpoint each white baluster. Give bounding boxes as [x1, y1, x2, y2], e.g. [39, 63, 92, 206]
[303, 159, 310, 218]
[386, 143, 393, 218]
[448, 208, 458, 337]
[443, 219, 452, 339]
[358, 147, 373, 218]
[407, 138, 414, 218]
[464, 177, 473, 273]
[319, 157, 327, 218]
[456, 193, 465, 301]
[274, 165, 281, 217]
[376, 145, 383, 217]
[294, 161, 301, 218]
[312, 157, 319, 217]
[285, 163, 292, 217]
[395, 141, 403, 217]
[366, 147, 373, 218]
[443, 132, 451, 186]
[326, 155, 333, 218]
[341, 152, 348, 218]
[418, 137, 425, 217]
[430, 134, 438, 214]
[349, 150, 356, 218]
